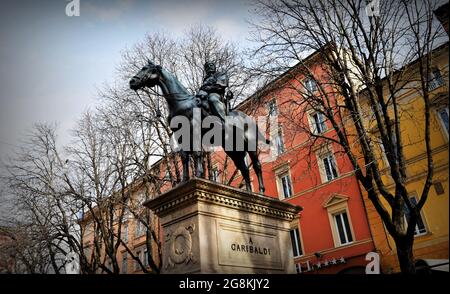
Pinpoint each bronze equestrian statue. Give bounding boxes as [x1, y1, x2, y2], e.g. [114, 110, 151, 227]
[130, 61, 268, 193]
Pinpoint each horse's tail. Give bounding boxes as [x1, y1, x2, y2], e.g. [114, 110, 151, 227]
[227, 109, 271, 146]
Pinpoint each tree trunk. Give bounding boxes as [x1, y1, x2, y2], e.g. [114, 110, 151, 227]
[396, 239, 416, 274]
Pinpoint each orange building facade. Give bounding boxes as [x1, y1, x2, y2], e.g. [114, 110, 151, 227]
[80, 180, 161, 274]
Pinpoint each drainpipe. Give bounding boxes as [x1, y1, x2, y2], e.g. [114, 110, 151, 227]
[355, 178, 379, 250]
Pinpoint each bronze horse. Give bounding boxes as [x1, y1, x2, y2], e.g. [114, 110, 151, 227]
[130, 61, 268, 193]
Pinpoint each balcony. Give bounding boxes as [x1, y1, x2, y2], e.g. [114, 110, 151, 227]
[428, 71, 445, 91]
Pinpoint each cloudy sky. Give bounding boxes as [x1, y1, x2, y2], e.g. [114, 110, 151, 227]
[0, 0, 255, 170]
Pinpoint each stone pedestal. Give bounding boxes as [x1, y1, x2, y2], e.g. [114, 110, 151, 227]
[144, 178, 302, 274]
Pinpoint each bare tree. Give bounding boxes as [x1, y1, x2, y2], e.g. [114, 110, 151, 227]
[1, 119, 160, 274]
[65, 112, 162, 274]
[2, 123, 81, 273]
[249, 0, 447, 273]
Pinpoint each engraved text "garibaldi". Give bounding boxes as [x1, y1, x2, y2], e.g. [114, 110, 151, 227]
[231, 243, 272, 256]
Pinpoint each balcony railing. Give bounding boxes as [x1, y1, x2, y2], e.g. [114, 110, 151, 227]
[428, 75, 445, 91]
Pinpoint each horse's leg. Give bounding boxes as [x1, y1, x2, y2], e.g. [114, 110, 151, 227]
[231, 153, 252, 192]
[193, 151, 204, 178]
[248, 151, 265, 194]
[180, 150, 190, 182]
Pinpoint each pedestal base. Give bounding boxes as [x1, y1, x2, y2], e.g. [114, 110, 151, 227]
[144, 178, 302, 274]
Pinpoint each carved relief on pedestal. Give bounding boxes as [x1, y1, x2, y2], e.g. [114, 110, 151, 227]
[165, 224, 196, 269]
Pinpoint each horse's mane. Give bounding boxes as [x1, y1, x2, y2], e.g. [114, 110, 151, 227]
[160, 68, 193, 100]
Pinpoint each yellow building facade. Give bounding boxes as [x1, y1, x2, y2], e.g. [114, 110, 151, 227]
[357, 42, 449, 273]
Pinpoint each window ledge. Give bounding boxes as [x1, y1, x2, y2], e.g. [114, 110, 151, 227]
[335, 241, 354, 248]
[321, 176, 341, 185]
[414, 231, 431, 239]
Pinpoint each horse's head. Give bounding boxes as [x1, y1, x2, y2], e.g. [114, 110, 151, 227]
[129, 60, 161, 90]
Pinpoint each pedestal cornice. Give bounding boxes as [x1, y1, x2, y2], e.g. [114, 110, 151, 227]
[144, 178, 302, 221]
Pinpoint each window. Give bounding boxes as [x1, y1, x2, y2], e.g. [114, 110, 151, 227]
[321, 153, 338, 181]
[279, 174, 293, 199]
[334, 211, 353, 245]
[267, 99, 278, 116]
[310, 112, 327, 134]
[434, 181, 445, 195]
[144, 250, 149, 267]
[134, 248, 148, 270]
[378, 137, 389, 166]
[324, 194, 353, 247]
[83, 245, 92, 259]
[121, 254, 127, 274]
[135, 250, 142, 271]
[403, 196, 427, 236]
[428, 69, 444, 91]
[122, 223, 128, 243]
[135, 219, 145, 238]
[370, 101, 384, 116]
[164, 169, 171, 180]
[211, 167, 219, 182]
[437, 107, 449, 136]
[275, 128, 285, 155]
[304, 78, 318, 93]
[289, 228, 303, 257]
[390, 132, 399, 162]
